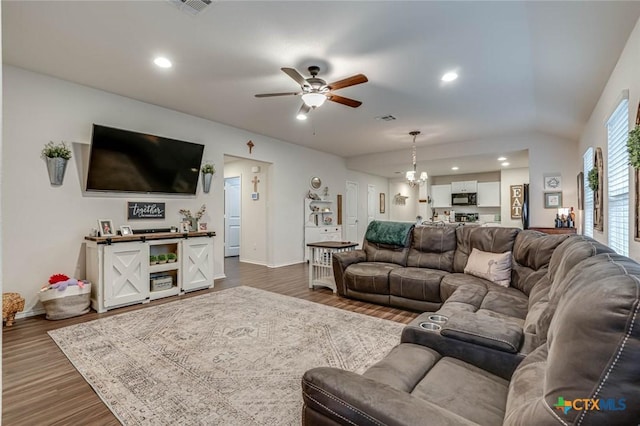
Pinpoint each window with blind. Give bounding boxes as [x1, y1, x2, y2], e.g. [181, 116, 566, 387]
[607, 98, 629, 256]
[583, 147, 594, 237]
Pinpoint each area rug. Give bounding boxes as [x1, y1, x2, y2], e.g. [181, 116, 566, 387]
[48, 286, 404, 425]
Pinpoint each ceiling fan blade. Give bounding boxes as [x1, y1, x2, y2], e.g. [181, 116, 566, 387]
[327, 74, 368, 91]
[327, 93, 362, 108]
[281, 67, 309, 87]
[254, 92, 301, 98]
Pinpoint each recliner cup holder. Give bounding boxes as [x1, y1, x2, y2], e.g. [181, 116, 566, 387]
[428, 314, 448, 324]
[419, 322, 442, 331]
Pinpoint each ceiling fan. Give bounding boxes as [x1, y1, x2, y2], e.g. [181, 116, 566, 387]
[255, 66, 368, 119]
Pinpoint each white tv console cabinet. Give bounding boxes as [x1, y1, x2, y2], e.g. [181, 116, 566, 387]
[85, 232, 215, 313]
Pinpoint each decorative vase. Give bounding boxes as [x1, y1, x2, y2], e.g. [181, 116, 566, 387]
[46, 157, 68, 185]
[202, 172, 213, 193]
[190, 218, 198, 232]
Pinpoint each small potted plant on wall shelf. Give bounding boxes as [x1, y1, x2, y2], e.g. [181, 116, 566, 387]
[627, 124, 640, 169]
[588, 167, 599, 192]
[201, 163, 215, 193]
[42, 141, 72, 185]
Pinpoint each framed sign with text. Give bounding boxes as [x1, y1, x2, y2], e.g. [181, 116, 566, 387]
[510, 185, 524, 219]
[127, 202, 166, 220]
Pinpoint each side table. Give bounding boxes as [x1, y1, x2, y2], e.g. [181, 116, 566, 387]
[307, 241, 358, 293]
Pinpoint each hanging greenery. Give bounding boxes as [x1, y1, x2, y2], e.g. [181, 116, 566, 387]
[627, 125, 640, 169]
[587, 168, 599, 192]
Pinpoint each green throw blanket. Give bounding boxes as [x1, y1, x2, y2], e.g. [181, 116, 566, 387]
[364, 221, 415, 246]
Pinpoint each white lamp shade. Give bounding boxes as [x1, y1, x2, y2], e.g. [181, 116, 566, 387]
[406, 170, 416, 181]
[302, 92, 327, 107]
[419, 171, 428, 181]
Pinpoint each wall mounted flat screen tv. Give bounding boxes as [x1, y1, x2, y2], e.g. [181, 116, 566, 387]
[86, 124, 205, 195]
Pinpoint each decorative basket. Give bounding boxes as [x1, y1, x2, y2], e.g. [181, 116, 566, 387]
[39, 283, 91, 320]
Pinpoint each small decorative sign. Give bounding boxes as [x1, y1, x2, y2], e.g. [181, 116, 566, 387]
[127, 202, 166, 220]
[510, 185, 524, 219]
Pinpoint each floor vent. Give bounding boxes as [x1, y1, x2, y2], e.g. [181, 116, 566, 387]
[167, 0, 212, 16]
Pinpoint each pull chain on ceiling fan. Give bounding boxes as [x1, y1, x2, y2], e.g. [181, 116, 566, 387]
[255, 66, 368, 119]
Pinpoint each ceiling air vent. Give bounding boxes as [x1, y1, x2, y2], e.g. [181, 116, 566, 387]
[375, 115, 397, 122]
[167, 0, 212, 15]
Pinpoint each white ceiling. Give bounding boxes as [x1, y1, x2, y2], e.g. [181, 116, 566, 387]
[3, 1, 640, 177]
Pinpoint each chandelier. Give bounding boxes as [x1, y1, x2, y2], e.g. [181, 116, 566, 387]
[406, 130, 428, 187]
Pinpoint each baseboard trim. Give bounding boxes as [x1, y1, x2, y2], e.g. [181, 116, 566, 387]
[268, 260, 304, 268]
[240, 259, 268, 266]
[16, 307, 45, 319]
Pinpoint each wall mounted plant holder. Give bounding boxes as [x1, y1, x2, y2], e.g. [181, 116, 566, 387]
[42, 141, 72, 186]
[202, 172, 213, 193]
[46, 157, 68, 185]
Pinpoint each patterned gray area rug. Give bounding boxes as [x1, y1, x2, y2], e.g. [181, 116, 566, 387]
[48, 286, 404, 425]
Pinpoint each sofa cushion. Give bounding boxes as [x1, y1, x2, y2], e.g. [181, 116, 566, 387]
[363, 240, 410, 266]
[406, 226, 457, 272]
[464, 248, 512, 287]
[389, 267, 448, 303]
[547, 235, 613, 283]
[511, 231, 570, 295]
[412, 357, 509, 426]
[440, 273, 488, 302]
[480, 287, 529, 319]
[344, 262, 399, 295]
[453, 226, 519, 273]
[363, 343, 441, 393]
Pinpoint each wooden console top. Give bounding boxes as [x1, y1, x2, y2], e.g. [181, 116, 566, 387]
[85, 231, 216, 244]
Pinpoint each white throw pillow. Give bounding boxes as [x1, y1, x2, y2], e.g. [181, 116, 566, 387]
[464, 248, 512, 287]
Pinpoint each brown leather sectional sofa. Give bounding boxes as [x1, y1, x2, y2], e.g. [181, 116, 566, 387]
[302, 221, 639, 425]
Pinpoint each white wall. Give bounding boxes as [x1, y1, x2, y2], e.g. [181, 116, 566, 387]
[389, 179, 419, 222]
[578, 16, 640, 260]
[223, 158, 270, 265]
[344, 170, 389, 244]
[3, 66, 391, 314]
[500, 167, 529, 228]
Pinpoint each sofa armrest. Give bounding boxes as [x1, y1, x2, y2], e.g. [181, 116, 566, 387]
[302, 367, 478, 426]
[440, 311, 523, 353]
[401, 321, 525, 380]
[332, 250, 366, 296]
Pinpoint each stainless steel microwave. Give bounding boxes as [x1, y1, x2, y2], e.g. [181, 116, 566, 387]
[451, 193, 477, 206]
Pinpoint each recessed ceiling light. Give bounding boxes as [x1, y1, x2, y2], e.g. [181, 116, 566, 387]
[441, 71, 458, 82]
[296, 113, 307, 121]
[154, 57, 172, 68]
[497, 156, 507, 161]
[502, 162, 510, 167]
[451, 166, 459, 171]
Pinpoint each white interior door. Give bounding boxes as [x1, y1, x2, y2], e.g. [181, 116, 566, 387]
[224, 176, 241, 257]
[346, 181, 359, 243]
[367, 184, 376, 225]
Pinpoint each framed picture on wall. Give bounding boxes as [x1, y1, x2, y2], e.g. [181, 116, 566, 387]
[544, 192, 563, 209]
[544, 175, 562, 191]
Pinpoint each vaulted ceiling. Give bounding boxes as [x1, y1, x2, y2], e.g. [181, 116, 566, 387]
[3, 1, 640, 176]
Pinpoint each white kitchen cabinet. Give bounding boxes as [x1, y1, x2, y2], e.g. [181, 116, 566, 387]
[451, 180, 478, 193]
[431, 184, 452, 208]
[86, 233, 214, 312]
[477, 181, 501, 207]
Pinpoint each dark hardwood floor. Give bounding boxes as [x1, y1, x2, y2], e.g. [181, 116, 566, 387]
[2, 258, 417, 425]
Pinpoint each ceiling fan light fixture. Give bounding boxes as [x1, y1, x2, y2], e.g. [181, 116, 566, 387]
[301, 92, 327, 108]
[296, 113, 308, 121]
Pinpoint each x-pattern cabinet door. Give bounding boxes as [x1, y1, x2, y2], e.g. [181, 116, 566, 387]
[104, 242, 150, 307]
[182, 238, 214, 292]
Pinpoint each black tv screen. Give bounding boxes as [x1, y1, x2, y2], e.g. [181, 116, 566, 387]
[86, 124, 204, 195]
